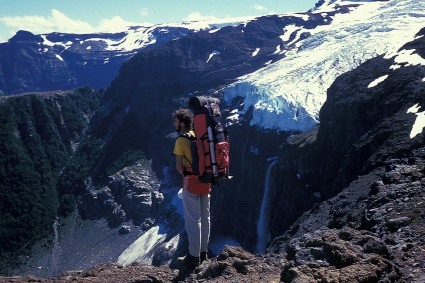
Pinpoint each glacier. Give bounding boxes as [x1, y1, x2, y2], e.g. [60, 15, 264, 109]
[224, 0, 425, 132]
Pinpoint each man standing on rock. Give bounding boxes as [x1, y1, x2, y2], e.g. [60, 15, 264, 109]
[172, 108, 210, 267]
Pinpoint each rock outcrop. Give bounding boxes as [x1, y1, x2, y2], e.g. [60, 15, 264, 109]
[78, 160, 163, 228]
[270, 26, 425, 240]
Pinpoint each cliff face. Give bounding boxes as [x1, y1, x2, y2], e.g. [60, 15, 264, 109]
[3, 12, 425, 283]
[3, 1, 425, 279]
[0, 88, 102, 272]
[95, 13, 330, 251]
[270, 26, 425, 251]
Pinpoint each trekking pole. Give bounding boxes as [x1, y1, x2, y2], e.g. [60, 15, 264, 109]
[207, 126, 218, 176]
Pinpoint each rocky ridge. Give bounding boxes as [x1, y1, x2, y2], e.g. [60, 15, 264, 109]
[0, 22, 234, 95]
[2, 156, 424, 282]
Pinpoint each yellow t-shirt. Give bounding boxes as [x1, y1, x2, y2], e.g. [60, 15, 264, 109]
[173, 130, 195, 168]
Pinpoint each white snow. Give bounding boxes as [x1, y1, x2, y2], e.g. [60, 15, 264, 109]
[36, 17, 255, 54]
[252, 48, 260, 57]
[41, 35, 73, 49]
[273, 45, 282, 54]
[368, 75, 388, 88]
[117, 225, 167, 266]
[206, 50, 221, 63]
[223, 0, 425, 132]
[281, 25, 300, 42]
[407, 103, 421, 114]
[407, 103, 425, 139]
[55, 54, 64, 62]
[386, 49, 425, 67]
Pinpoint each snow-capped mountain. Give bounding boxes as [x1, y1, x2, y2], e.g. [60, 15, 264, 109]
[3, 0, 425, 278]
[0, 18, 251, 95]
[224, 0, 425, 132]
[86, 0, 425, 266]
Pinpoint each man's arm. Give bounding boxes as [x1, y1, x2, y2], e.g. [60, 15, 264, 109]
[175, 154, 184, 176]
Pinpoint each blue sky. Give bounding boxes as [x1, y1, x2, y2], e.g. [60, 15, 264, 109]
[0, 0, 318, 42]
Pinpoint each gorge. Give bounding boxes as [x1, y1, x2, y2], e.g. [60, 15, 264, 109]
[1, 0, 425, 282]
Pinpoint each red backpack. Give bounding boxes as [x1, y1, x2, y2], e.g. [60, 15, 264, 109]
[186, 96, 231, 183]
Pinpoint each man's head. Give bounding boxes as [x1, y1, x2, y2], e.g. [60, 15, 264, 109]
[173, 108, 193, 133]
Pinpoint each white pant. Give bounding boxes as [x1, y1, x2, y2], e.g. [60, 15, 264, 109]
[182, 179, 210, 257]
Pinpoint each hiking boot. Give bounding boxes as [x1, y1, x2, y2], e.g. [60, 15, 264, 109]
[200, 251, 208, 263]
[178, 254, 200, 267]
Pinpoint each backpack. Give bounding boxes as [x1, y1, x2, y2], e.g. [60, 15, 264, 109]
[184, 96, 231, 183]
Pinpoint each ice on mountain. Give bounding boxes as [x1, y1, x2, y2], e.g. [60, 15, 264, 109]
[224, 0, 425, 132]
[281, 25, 300, 42]
[393, 49, 425, 67]
[252, 48, 260, 57]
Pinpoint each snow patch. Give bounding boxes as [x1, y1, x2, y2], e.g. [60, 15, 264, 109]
[41, 35, 73, 49]
[407, 104, 421, 114]
[407, 103, 425, 139]
[226, 113, 240, 126]
[55, 54, 64, 62]
[391, 49, 425, 67]
[117, 225, 167, 266]
[206, 50, 221, 63]
[252, 48, 260, 57]
[281, 25, 300, 42]
[368, 75, 388, 88]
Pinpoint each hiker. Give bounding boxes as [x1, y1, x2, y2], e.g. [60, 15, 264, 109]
[172, 108, 210, 267]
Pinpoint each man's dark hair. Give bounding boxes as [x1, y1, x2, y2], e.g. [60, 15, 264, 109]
[173, 108, 193, 129]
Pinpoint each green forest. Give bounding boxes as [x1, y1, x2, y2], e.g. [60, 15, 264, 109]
[0, 88, 102, 272]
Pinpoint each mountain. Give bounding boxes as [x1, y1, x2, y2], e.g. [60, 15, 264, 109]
[93, 0, 425, 254]
[4, 16, 425, 283]
[0, 87, 102, 272]
[224, 0, 425, 132]
[0, 19, 249, 95]
[1, 0, 425, 280]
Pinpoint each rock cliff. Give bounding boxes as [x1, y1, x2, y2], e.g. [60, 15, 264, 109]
[0, 88, 102, 272]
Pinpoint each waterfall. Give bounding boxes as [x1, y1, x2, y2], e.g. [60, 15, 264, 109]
[256, 156, 278, 254]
